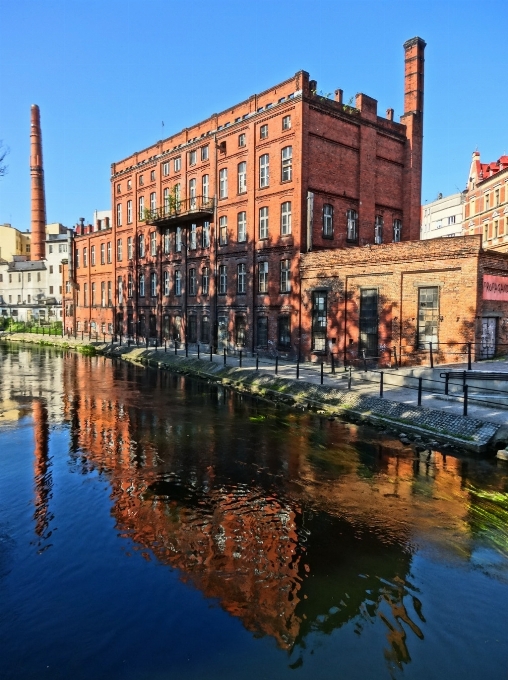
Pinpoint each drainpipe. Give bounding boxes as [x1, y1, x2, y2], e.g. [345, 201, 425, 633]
[213, 131, 219, 352]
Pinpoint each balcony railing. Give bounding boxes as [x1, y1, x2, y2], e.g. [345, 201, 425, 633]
[142, 195, 215, 226]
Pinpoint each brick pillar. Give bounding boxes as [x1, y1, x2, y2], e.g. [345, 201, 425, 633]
[401, 37, 426, 241]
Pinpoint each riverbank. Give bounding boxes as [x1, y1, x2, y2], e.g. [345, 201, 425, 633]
[1, 332, 506, 454]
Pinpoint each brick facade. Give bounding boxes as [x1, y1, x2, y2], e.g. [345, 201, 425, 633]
[67, 38, 425, 356]
[300, 236, 508, 365]
[463, 151, 508, 251]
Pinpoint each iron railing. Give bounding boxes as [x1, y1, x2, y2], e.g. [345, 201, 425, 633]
[141, 196, 214, 224]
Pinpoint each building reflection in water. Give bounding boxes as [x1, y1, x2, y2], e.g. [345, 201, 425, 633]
[15, 346, 506, 670]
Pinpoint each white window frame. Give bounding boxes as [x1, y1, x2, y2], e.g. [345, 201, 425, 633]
[150, 231, 156, 256]
[323, 204, 333, 238]
[238, 162, 247, 194]
[280, 259, 290, 293]
[163, 270, 170, 296]
[258, 261, 268, 293]
[127, 200, 132, 224]
[259, 154, 269, 188]
[202, 174, 209, 200]
[259, 207, 269, 239]
[219, 216, 228, 245]
[237, 212, 247, 242]
[174, 157, 181, 172]
[150, 272, 157, 297]
[219, 168, 228, 199]
[281, 202, 292, 235]
[281, 146, 292, 182]
[219, 265, 227, 294]
[116, 203, 122, 226]
[237, 263, 246, 294]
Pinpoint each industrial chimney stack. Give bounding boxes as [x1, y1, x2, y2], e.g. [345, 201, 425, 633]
[30, 104, 46, 260]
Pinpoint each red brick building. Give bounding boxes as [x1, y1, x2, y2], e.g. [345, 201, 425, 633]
[463, 151, 508, 251]
[67, 37, 426, 356]
[300, 236, 508, 364]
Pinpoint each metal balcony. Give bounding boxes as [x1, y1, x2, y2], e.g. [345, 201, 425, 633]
[143, 196, 215, 227]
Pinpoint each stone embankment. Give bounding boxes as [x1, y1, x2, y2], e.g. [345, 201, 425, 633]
[1, 332, 506, 455]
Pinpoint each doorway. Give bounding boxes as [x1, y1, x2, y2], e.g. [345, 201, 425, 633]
[480, 317, 497, 359]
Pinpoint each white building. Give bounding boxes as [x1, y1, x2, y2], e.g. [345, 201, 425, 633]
[0, 223, 73, 325]
[420, 192, 465, 240]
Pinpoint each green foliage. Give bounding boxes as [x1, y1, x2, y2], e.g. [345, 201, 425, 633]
[78, 345, 97, 356]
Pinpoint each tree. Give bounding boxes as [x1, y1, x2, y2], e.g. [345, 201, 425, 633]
[0, 140, 9, 177]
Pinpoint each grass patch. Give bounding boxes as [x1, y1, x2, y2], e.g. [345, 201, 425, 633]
[78, 345, 97, 356]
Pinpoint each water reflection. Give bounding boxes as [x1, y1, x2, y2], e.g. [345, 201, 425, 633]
[1, 342, 508, 674]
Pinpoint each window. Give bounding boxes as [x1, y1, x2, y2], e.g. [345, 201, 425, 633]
[91, 245, 96, 266]
[188, 316, 197, 343]
[116, 203, 122, 226]
[28, 294, 31, 303]
[235, 316, 246, 347]
[201, 315, 210, 343]
[237, 212, 247, 242]
[358, 288, 379, 357]
[281, 146, 292, 182]
[494, 220, 499, 239]
[138, 234, 145, 258]
[175, 270, 181, 296]
[282, 115, 291, 130]
[418, 287, 439, 348]
[374, 215, 383, 244]
[278, 316, 291, 350]
[101, 282, 106, 306]
[127, 274, 133, 298]
[393, 219, 402, 242]
[189, 178, 196, 209]
[238, 162, 247, 194]
[139, 196, 145, 220]
[260, 124, 268, 139]
[139, 175, 144, 186]
[484, 223, 489, 241]
[219, 168, 228, 198]
[202, 174, 209, 200]
[202, 267, 209, 295]
[259, 206, 269, 239]
[238, 133, 246, 147]
[280, 259, 290, 293]
[139, 273, 145, 297]
[189, 150, 197, 166]
[258, 261, 268, 293]
[107, 241, 112, 263]
[28, 272, 31, 282]
[323, 204, 333, 238]
[150, 192, 156, 212]
[150, 231, 156, 256]
[108, 281, 112, 306]
[174, 157, 181, 172]
[127, 179, 132, 190]
[312, 292, 327, 351]
[188, 268, 197, 295]
[127, 237, 133, 260]
[75, 250, 80, 269]
[259, 154, 269, 188]
[281, 202, 292, 235]
[118, 276, 123, 304]
[447, 215, 456, 225]
[150, 170, 155, 182]
[163, 270, 170, 296]
[117, 238, 122, 261]
[49, 245, 53, 254]
[176, 226, 182, 252]
[201, 145, 209, 161]
[347, 209, 358, 241]
[190, 223, 197, 250]
[257, 317, 268, 347]
[117, 183, 121, 194]
[219, 216, 228, 245]
[150, 272, 157, 297]
[163, 162, 169, 176]
[49, 286, 54, 295]
[127, 200, 132, 224]
[100, 244, 105, 265]
[495, 188, 500, 206]
[202, 221, 210, 248]
[50, 265, 54, 274]
[237, 263, 246, 294]
[218, 265, 227, 294]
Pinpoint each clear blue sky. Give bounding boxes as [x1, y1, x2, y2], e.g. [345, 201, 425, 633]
[1, 0, 507, 230]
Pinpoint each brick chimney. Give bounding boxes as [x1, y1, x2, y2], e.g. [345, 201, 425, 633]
[401, 37, 426, 240]
[30, 105, 47, 260]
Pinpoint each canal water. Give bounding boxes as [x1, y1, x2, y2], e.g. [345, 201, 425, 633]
[1, 343, 508, 680]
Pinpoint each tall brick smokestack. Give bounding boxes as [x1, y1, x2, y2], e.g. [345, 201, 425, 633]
[401, 37, 426, 240]
[30, 104, 46, 260]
